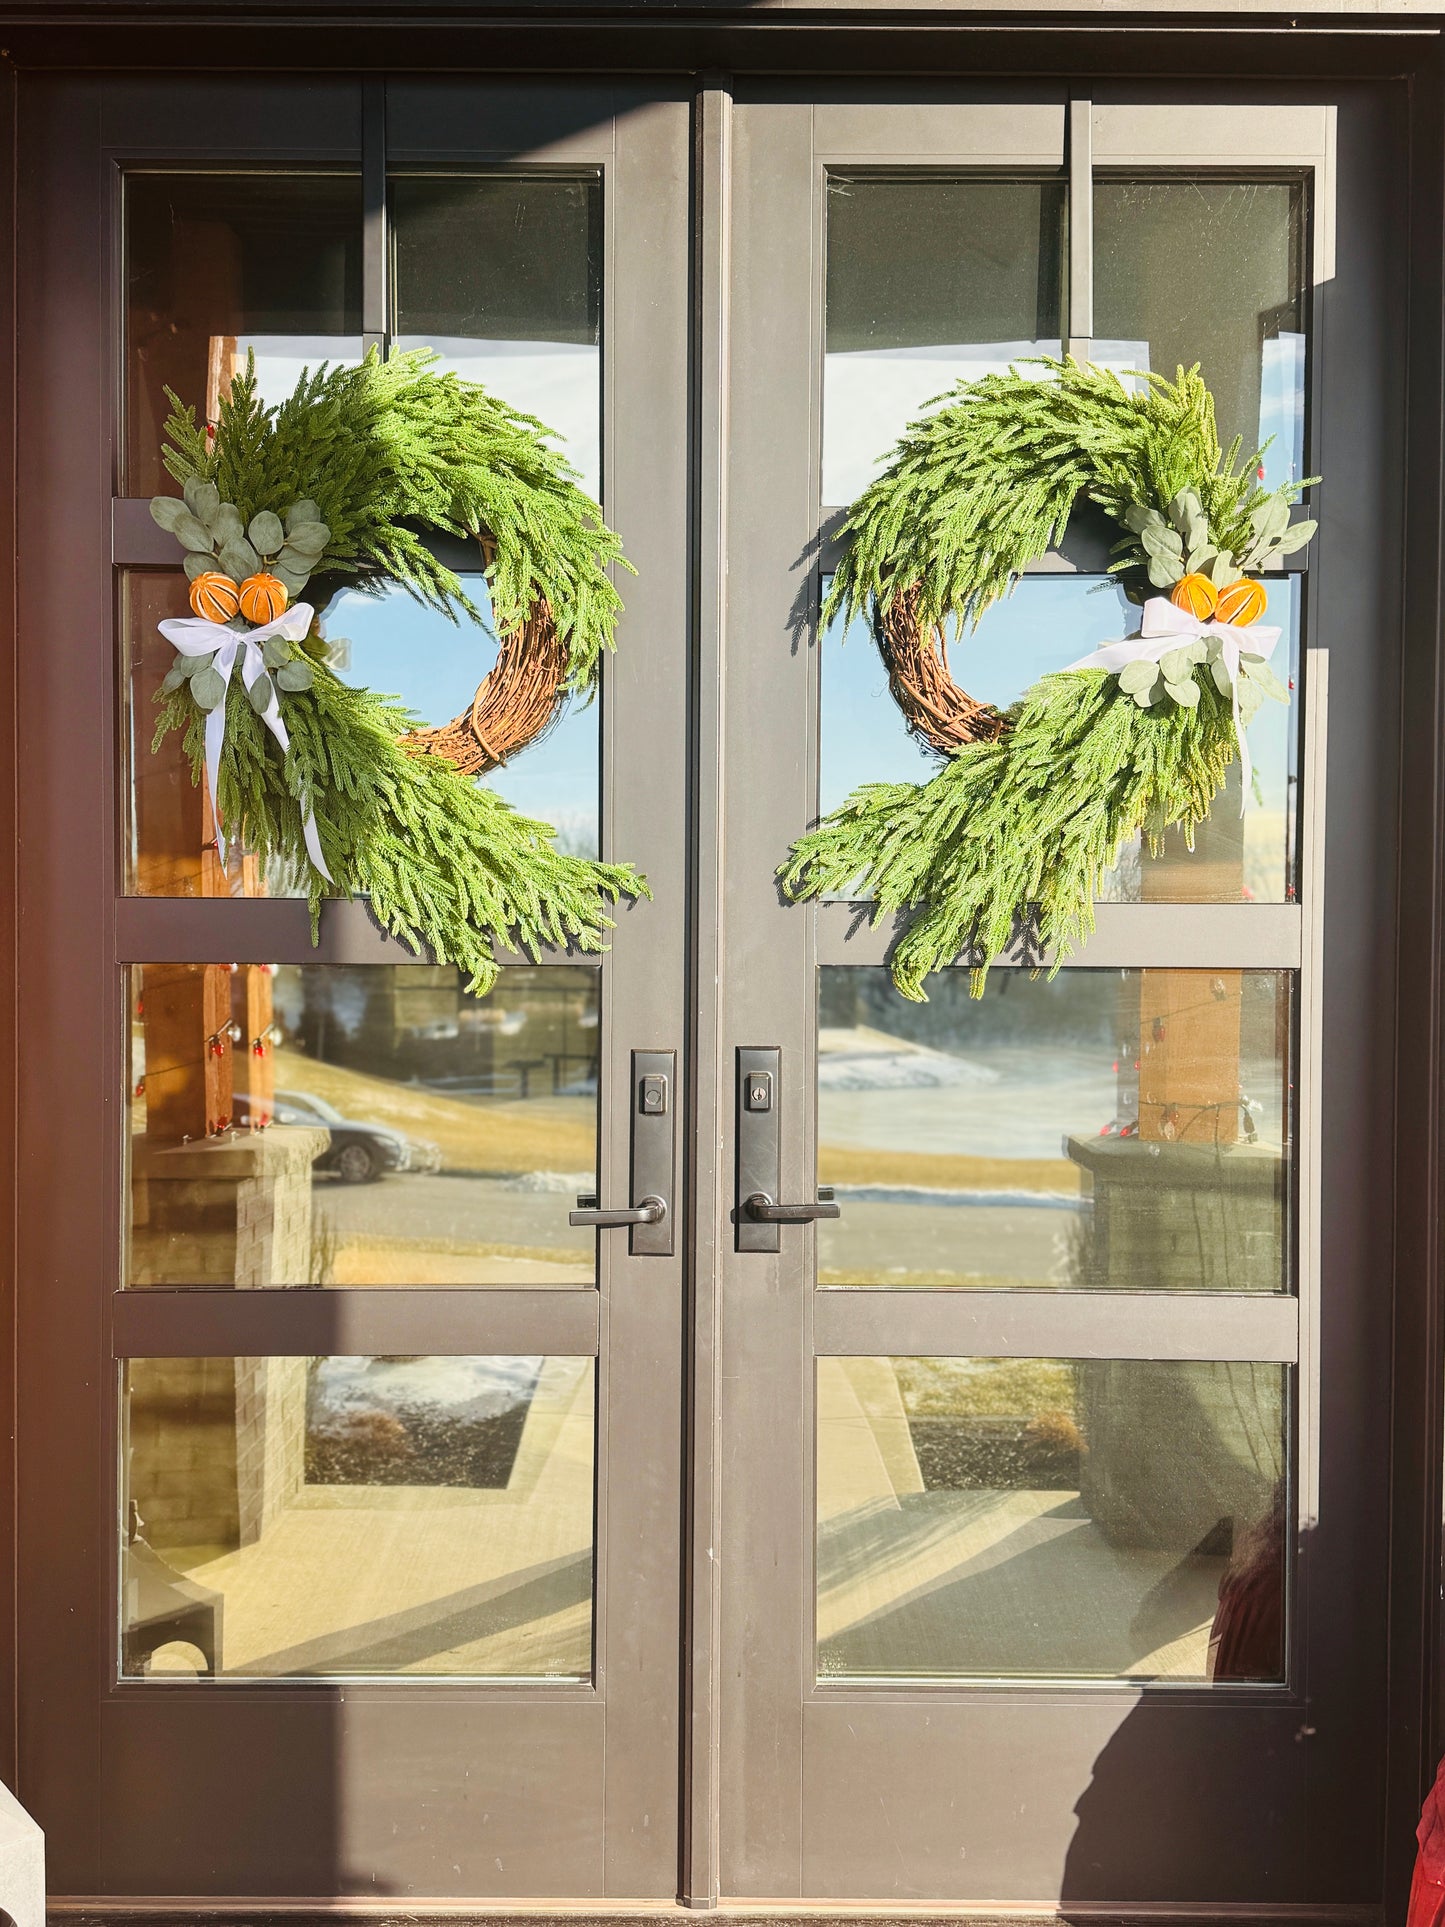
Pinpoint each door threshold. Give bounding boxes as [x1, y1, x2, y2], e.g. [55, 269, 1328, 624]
[45, 1899, 1385, 1927]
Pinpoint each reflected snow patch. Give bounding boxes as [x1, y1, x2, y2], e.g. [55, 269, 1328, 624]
[817, 1038, 1001, 1093]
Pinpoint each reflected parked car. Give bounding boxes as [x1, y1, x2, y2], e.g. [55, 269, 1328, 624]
[233, 1089, 421, 1184]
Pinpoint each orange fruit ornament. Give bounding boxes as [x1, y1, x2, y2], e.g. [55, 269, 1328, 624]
[1170, 573, 1218, 621]
[1214, 578, 1267, 627]
[189, 570, 241, 622]
[238, 573, 289, 623]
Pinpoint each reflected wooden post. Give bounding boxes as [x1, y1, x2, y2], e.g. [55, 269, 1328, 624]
[126, 214, 241, 465]
[233, 964, 276, 1127]
[1080, 793, 1262, 1553]
[1137, 970, 1243, 1146]
[141, 962, 234, 1144]
[205, 331, 241, 423]
[130, 575, 253, 899]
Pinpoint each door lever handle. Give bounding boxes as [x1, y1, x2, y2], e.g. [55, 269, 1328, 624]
[743, 1188, 839, 1224]
[570, 1193, 667, 1229]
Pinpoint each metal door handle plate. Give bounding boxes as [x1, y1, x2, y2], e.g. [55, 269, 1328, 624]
[570, 1194, 667, 1229]
[743, 1191, 839, 1224]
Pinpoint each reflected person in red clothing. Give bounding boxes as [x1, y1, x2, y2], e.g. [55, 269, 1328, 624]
[1208, 1482, 1287, 1682]
[1410, 1760, 1445, 1927]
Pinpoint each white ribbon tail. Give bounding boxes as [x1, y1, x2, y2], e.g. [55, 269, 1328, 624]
[1065, 596, 1283, 815]
[237, 644, 334, 883]
[157, 605, 330, 878]
[1221, 637, 1251, 812]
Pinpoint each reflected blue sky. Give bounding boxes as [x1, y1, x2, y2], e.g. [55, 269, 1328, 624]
[821, 574, 1299, 823]
[316, 577, 599, 856]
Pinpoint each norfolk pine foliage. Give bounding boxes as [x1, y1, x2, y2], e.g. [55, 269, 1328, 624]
[153, 350, 644, 995]
[781, 359, 1317, 999]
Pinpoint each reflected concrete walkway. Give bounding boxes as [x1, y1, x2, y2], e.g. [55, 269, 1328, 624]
[152, 1358, 594, 1680]
[817, 1358, 1219, 1682]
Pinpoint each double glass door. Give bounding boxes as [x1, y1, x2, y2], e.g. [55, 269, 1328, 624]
[16, 71, 1404, 1912]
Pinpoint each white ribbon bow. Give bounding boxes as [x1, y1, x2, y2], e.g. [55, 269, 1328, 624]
[1066, 595, 1283, 812]
[157, 602, 333, 881]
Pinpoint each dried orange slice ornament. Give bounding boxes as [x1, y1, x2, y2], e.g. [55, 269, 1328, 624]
[188, 570, 241, 622]
[1215, 578, 1267, 627]
[1170, 572, 1219, 620]
[238, 573, 289, 623]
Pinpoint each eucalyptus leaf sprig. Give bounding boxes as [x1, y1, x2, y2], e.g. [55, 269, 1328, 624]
[151, 478, 332, 600]
[1118, 483, 1317, 594]
[159, 622, 316, 718]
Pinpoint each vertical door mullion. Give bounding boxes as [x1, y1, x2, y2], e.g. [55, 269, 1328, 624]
[719, 93, 818, 1898]
[596, 87, 693, 1899]
[362, 77, 388, 353]
[683, 75, 733, 1916]
[1066, 92, 1093, 359]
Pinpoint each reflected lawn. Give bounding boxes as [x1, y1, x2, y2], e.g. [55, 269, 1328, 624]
[271, 1048, 594, 1176]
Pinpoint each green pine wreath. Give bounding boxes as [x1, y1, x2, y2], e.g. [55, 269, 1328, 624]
[149, 349, 645, 996]
[781, 359, 1317, 999]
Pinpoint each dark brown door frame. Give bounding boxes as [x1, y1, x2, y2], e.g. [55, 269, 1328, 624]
[1386, 45, 1445, 1925]
[0, 18, 1438, 1923]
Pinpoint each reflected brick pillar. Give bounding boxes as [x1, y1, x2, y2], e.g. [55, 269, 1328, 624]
[234, 1356, 310, 1546]
[1083, 791, 1268, 1550]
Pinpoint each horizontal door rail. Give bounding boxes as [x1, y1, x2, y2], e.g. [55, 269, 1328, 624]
[121, 494, 1309, 587]
[114, 895, 605, 969]
[813, 1287, 1299, 1364]
[815, 898, 1303, 971]
[112, 1285, 600, 1359]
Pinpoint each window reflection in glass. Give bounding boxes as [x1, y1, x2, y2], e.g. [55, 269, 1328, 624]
[1093, 179, 1308, 492]
[817, 1355, 1287, 1682]
[126, 964, 600, 1288]
[125, 571, 251, 901]
[125, 173, 364, 496]
[817, 968, 1292, 1293]
[824, 175, 1065, 504]
[390, 173, 602, 498]
[122, 1354, 594, 1680]
[819, 575, 1300, 904]
[124, 573, 599, 898]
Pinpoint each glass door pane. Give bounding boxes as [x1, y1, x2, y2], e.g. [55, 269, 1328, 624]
[816, 1354, 1288, 1682]
[123, 1352, 596, 1680]
[823, 173, 1065, 504]
[390, 172, 602, 497]
[125, 962, 602, 1288]
[124, 171, 365, 495]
